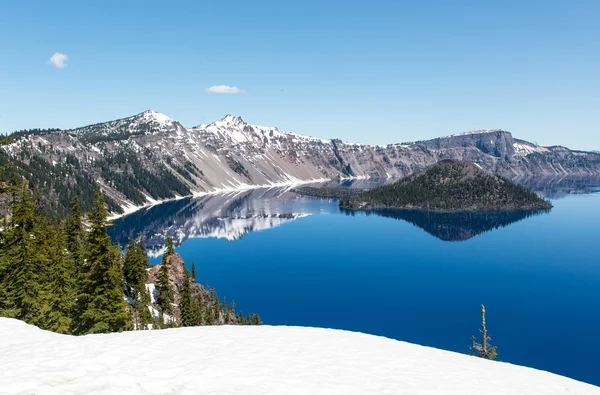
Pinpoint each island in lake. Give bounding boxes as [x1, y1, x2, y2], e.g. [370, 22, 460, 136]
[339, 160, 553, 212]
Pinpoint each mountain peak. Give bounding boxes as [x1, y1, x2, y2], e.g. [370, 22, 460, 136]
[139, 110, 174, 125]
[216, 114, 246, 127]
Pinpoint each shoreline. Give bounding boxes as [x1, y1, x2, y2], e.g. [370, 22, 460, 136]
[107, 176, 336, 221]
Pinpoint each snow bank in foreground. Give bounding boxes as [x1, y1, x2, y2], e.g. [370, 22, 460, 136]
[0, 318, 597, 395]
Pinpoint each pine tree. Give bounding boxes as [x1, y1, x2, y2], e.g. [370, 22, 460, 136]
[192, 296, 203, 326]
[67, 196, 89, 333]
[76, 187, 131, 334]
[237, 311, 246, 325]
[165, 237, 174, 256]
[228, 301, 236, 324]
[134, 235, 152, 329]
[213, 289, 221, 324]
[251, 313, 263, 325]
[179, 270, 194, 327]
[123, 236, 138, 295]
[205, 304, 216, 325]
[1, 180, 47, 325]
[470, 304, 497, 360]
[41, 226, 75, 333]
[191, 260, 197, 282]
[134, 286, 154, 330]
[123, 236, 151, 329]
[155, 255, 174, 316]
[65, 196, 85, 272]
[136, 233, 150, 268]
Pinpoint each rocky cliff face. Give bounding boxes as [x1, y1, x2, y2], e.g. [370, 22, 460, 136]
[146, 253, 244, 325]
[1, 110, 598, 216]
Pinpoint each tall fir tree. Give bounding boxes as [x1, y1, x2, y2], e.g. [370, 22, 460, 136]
[1, 180, 47, 325]
[137, 287, 153, 330]
[123, 236, 151, 329]
[191, 260, 197, 282]
[136, 233, 150, 268]
[66, 196, 88, 332]
[165, 237, 175, 256]
[192, 295, 203, 326]
[134, 234, 152, 329]
[155, 255, 174, 316]
[123, 236, 138, 294]
[179, 269, 194, 327]
[76, 187, 131, 334]
[251, 313, 263, 326]
[65, 196, 85, 272]
[41, 225, 75, 333]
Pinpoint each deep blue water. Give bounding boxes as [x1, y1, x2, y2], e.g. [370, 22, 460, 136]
[110, 180, 600, 385]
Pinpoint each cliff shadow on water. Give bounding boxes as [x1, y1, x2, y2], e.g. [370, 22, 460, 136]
[340, 207, 552, 242]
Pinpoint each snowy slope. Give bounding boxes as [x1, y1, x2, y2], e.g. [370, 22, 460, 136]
[0, 318, 598, 395]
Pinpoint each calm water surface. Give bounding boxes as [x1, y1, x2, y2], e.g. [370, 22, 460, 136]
[110, 178, 600, 385]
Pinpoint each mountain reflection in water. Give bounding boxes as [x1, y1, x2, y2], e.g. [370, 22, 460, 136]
[108, 187, 333, 256]
[109, 177, 600, 251]
[341, 208, 551, 241]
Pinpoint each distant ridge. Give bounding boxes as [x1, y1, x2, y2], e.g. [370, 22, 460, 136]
[1, 111, 597, 218]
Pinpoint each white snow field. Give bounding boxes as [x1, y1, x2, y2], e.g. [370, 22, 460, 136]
[1, 318, 598, 395]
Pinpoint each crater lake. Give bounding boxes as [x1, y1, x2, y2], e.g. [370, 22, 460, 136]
[109, 177, 600, 385]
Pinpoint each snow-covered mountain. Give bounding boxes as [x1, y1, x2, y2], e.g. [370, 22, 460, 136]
[1, 317, 598, 394]
[2, 110, 599, 216]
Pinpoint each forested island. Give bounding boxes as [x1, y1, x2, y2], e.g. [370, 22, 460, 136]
[339, 160, 553, 212]
[292, 186, 363, 199]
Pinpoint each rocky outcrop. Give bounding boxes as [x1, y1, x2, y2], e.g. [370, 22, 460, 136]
[147, 254, 203, 310]
[416, 130, 516, 159]
[145, 253, 255, 325]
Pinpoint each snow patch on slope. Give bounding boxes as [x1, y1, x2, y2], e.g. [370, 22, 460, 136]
[0, 318, 598, 395]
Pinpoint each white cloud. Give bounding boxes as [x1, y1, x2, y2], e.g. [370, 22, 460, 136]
[49, 53, 69, 68]
[204, 85, 247, 94]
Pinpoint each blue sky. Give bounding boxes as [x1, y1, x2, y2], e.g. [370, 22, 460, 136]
[1, 0, 598, 150]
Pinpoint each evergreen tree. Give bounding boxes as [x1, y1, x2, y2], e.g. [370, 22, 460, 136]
[228, 301, 236, 324]
[123, 236, 151, 329]
[251, 313, 263, 326]
[205, 303, 216, 325]
[237, 311, 245, 325]
[137, 286, 153, 330]
[191, 260, 197, 282]
[136, 233, 150, 268]
[470, 304, 497, 360]
[192, 296, 203, 326]
[1, 180, 47, 325]
[165, 237, 174, 256]
[66, 196, 88, 332]
[76, 187, 131, 334]
[64, 196, 85, 272]
[123, 236, 138, 294]
[41, 226, 75, 333]
[213, 289, 221, 323]
[179, 270, 194, 327]
[155, 255, 174, 315]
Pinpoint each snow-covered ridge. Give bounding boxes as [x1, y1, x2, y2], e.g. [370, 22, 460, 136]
[451, 129, 508, 137]
[196, 113, 331, 146]
[1, 318, 597, 394]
